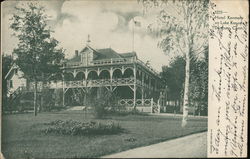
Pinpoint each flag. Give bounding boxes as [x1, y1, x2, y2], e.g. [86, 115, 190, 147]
[134, 20, 141, 27]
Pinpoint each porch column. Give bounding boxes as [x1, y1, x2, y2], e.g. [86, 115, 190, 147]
[110, 67, 113, 82]
[85, 69, 88, 81]
[141, 88, 144, 105]
[154, 79, 157, 100]
[84, 69, 88, 105]
[141, 72, 145, 105]
[133, 64, 137, 108]
[62, 73, 65, 107]
[110, 67, 113, 92]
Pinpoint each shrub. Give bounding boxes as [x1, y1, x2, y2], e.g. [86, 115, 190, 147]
[43, 120, 124, 136]
[91, 88, 120, 118]
[41, 88, 63, 112]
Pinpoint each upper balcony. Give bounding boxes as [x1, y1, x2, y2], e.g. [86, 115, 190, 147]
[65, 57, 134, 67]
[64, 57, 159, 77]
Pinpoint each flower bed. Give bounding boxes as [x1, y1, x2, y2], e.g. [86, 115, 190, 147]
[43, 120, 124, 136]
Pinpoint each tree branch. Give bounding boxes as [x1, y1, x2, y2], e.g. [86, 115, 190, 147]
[193, 38, 207, 53]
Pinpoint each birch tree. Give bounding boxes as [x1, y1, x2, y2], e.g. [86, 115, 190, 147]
[140, 0, 209, 127]
[10, 3, 64, 116]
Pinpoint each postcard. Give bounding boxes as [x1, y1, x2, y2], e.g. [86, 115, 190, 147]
[0, 0, 248, 158]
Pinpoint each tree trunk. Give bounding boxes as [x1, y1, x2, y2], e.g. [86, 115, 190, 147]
[34, 80, 38, 116]
[182, 51, 190, 127]
[40, 73, 45, 112]
[174, 100, 177, 115]
[198, 100, 201, 116]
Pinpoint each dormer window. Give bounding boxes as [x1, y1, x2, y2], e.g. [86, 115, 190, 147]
[14, 69, 18, 74]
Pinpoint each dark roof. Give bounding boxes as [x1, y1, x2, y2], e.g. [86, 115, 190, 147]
[67, 46, 137, 62]
[120, 52, 137, 58]
[67, 55, 81, 63]
[95, 48, 121, 60]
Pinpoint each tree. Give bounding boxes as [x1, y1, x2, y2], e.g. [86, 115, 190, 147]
[189, 47, 208, 116]
[140, 0, 209, 127]
[161, 56, 185, 113]
[10, 3, 64, 116]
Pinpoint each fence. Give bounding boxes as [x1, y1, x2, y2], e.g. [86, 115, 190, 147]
[118, 98, 160, 113]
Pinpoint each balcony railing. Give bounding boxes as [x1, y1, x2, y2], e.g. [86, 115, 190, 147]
[66, 58, 134, 67]
[65, 57, 159, 76]
[64, 78, 135, 88]
[30, 78, 151, 90]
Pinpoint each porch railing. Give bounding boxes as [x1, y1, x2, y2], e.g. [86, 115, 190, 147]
[29, 78, 140, 89]
[118, 99, 152, 107]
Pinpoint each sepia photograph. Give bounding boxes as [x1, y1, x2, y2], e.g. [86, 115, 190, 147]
[1, 0, 210, 158]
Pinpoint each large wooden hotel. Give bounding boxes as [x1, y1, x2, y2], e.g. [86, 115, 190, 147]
[6, 40, 166, 112]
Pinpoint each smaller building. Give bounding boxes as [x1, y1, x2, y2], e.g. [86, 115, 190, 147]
[5, 64, 27, 97]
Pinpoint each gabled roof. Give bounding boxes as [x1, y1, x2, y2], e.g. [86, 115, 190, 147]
[5, 63, 18, 80]
[80, 45, 99, 54]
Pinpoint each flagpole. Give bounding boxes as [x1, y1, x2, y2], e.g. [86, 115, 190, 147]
[132, 18, 134, 52]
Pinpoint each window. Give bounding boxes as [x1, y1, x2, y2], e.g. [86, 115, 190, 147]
[10, 80, 13, 88]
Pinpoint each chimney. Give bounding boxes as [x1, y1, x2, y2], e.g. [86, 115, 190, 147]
[75, 50, 79, 56]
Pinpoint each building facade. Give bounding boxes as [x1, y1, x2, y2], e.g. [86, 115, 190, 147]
[6, 43, 165, 110]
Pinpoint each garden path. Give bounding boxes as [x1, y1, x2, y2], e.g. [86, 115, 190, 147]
[102, 131, 207, 158]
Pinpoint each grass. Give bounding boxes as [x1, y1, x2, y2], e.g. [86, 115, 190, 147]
[1, 110, 207, 159]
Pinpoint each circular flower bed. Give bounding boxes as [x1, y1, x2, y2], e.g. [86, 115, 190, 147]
[43, 120, 124, 136]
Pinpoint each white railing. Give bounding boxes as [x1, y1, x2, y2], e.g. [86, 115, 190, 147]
[66, 58, 135, 67]
[87, 78, 134, 87]
[44, 81, 63, 88]
[28, 78, 156, 89]
[112, 78, 134, 85]
[118, 99, 153, 107]
[65, 81, 85, 87]
[118, 98, 160, 113]
[92, 58, 134, 65]
[65, 58, 160, 76]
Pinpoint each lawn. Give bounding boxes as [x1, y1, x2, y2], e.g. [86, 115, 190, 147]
[1, 111, 207, 159]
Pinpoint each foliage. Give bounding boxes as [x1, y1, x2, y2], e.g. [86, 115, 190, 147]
[10, 3, 64, 115]
[140, 0, 209, 125]
[106, 108, 149, 116]
[39, 87, 64, 112]
[10, 3, 64, 80]
[91, 88, 120, 118]
[43, 120, 124, 136]
[161, 48, 208, 115]
[161, 56, 185, 100]
[40, 88, 55, 111]
[189, 47, 208, 115]
[141, 0, 209, 56]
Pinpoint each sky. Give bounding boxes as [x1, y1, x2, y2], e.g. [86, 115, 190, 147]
[1, 0, 172, 72]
